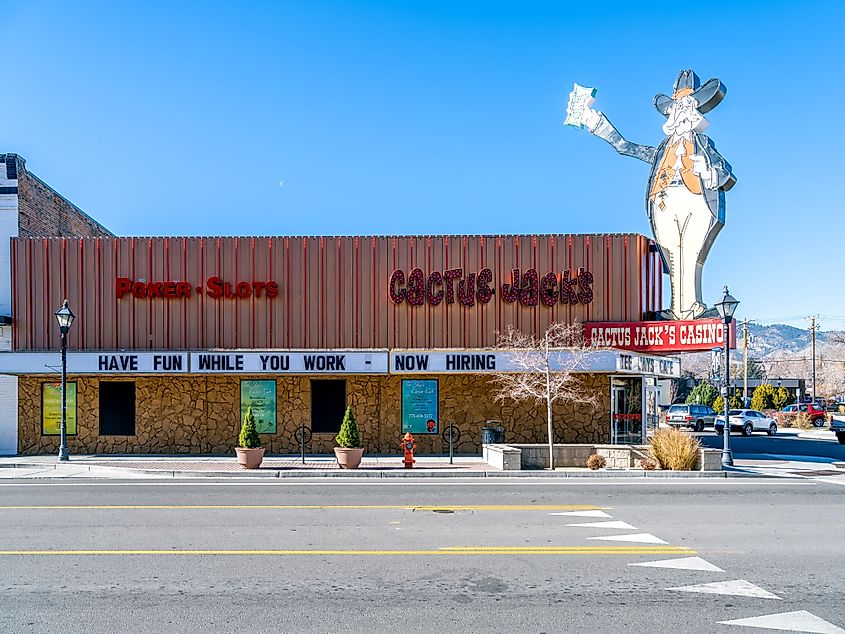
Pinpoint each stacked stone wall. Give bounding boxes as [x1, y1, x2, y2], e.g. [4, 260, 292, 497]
[17, 373, 611, 455]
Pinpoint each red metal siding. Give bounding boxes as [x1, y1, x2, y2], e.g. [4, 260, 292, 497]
[12, 234, 659, 351]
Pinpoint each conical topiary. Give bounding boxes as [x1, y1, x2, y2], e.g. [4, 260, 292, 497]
[238, 406, 262, 449]
[334, 406, 361, 448]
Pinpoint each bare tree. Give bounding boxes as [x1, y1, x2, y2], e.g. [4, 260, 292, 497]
[489, 322, 600, 469]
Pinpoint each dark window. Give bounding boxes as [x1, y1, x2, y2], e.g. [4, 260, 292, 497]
[99, 382, 136, 435]
[311, 380, 346, 434]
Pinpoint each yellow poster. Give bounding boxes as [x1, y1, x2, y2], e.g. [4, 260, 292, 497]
[42, 382, 77, 436]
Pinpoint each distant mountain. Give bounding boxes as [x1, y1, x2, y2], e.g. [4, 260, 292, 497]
[744, 323, 842, 357]
[678, 323, 845, 390]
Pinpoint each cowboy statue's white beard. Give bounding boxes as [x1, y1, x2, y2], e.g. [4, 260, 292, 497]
[662, 103, 708, 138]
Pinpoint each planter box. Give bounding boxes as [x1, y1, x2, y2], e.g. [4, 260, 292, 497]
[482, 443, 721, 472]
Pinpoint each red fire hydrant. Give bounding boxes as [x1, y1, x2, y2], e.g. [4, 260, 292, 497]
[402, 432, 416, 469]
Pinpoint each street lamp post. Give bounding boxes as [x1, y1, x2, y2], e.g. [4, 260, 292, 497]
[54, 299, 75, 462]
[715, 286, 739, 468]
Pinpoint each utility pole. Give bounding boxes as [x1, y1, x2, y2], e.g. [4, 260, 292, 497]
[811, 316, 817, 403]
[743, 318, 748, 407]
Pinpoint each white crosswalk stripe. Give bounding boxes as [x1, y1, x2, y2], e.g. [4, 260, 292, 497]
[548, 510, 612, 517]
[588, 532, 668, 544]
[565, 520, 638, 530]
[667, 579, 781, 600]
[629, 556, 724, 572]
[718, 610, 845, 633]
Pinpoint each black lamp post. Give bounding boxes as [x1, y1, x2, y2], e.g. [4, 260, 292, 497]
[54, 299, 75, 462]
[715, 286, 739, 468]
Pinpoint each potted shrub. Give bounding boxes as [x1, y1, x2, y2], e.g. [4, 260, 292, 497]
[235, 406, 265, 469]
[334, 406, 364, 469]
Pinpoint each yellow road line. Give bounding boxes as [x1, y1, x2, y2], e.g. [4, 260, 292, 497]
[0, 504, 603, 511]
[0, 547, 695, 556]
[441, 546, 677, 551]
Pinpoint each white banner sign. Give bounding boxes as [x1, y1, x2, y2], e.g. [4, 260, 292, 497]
[0, 351, 388, 375]
[616, 353, 680, 378]
[390, 350, 679, 378]
[188, 351, 388, 374]
[0, 349, 678, 377]
[0, 352, 189, 374]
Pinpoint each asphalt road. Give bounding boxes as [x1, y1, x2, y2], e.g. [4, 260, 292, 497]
[698, 431, 845, 460]
[0, 478, 843, 633]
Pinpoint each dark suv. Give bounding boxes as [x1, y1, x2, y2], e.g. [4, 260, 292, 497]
[666, 404, 716, 432]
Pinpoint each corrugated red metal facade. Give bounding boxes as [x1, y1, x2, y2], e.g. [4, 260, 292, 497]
[11, 234, 662, 351]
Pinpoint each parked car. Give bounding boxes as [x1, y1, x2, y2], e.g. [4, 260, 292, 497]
[715, 409, 778, 436]
[831, 415, 845, 445]
[666, 404, 716, 432]
[781, 403, 826, 427]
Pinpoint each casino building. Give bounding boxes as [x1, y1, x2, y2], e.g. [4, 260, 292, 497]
[0, 154, 731, 457]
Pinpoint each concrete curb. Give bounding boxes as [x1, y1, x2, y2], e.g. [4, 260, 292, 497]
[0, 461, 775, 479]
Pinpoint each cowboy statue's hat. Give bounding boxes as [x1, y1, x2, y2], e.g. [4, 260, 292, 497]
[654, 69, 727, 115]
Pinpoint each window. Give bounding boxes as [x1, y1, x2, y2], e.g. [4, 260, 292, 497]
[99, 381, 136, 435]
[311, 380, 346, 434]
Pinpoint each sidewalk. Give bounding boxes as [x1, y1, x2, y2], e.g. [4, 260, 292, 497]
[0, 453, 784, 479]
[729, 454, 845, 481]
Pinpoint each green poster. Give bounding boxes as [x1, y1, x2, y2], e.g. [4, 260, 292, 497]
[240, 380, 276, 434]
[42, 382, 77, 436]
[401, 379, 439, 434]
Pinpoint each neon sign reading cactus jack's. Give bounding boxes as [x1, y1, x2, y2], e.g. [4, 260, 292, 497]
[388, 267, 593, 307]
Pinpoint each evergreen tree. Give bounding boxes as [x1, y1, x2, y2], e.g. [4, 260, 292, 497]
[335, 406, 361, 448]
[238, 406, 261, 449]
[686, 382, 718, 407]
[751, 384, 777, 411]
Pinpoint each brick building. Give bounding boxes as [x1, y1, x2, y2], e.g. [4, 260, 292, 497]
[0, 154, 111, 453]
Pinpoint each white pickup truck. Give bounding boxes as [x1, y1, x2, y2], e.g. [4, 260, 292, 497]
[831, 415, 845, 445]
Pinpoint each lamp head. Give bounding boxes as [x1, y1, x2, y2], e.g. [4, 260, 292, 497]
[54, 299, 75, 333]
[715, 285, 739, 322]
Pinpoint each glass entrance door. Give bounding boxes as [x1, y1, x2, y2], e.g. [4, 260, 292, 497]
[611, 377, 644, 445]
[644, 381, 660, 438]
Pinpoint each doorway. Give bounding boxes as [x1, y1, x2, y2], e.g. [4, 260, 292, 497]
[610, 376, 644, 445]
[644, 379, 660, 437]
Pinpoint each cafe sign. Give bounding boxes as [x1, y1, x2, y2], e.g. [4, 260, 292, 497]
[401, 379, 439, 434]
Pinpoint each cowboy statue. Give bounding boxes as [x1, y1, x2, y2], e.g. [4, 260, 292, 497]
[565, 70, 736, 319]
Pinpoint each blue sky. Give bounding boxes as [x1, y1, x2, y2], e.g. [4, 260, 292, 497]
[1, 1, 842, 328]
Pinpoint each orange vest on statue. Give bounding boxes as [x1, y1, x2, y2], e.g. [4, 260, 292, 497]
[649, 137, 702, 201]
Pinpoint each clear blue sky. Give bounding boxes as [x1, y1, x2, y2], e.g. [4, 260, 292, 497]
[1, 1, 842, 328]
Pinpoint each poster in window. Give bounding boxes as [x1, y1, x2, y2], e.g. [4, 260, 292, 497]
[401, 379, 439, 434]
[240, 380, 276, 434]
[42, 382, 77, 436]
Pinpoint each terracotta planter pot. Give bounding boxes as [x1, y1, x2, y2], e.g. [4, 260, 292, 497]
[334, 447, 364, 469]
[235, 447, 265, 469]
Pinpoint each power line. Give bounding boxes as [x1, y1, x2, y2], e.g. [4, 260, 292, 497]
[762, 358, 845, 363]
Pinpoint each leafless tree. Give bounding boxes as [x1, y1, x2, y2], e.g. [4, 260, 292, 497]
[489, 322, 600, 469]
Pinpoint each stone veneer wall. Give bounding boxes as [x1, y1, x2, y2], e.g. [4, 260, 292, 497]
[17, 373, 611, 455]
